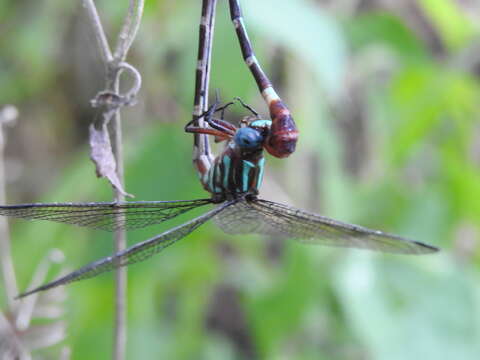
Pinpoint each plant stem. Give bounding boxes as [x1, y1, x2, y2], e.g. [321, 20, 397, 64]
[82, 0, 113, 63]
[111, 103, 127, 360]
[0, 106, 18, 309]
[82, 2, 144, 359]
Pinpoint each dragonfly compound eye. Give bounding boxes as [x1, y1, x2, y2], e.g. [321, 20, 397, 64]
[234, 127, 264, 149]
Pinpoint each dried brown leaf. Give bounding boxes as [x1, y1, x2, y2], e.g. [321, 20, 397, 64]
[89, 124, 132, 198]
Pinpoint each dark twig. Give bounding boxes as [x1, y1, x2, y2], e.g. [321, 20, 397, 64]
[81, 1, 144, 360]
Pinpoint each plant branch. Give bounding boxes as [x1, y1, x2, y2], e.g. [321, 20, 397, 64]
[82, 0, 113, 63]
[81, 1, 144, 360]
[0, 105, 18, 309]
[118, 61, 142, 101]
[114, 0, 145, 61]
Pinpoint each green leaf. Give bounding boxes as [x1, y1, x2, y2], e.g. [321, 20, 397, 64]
[335, 254, 480, 360]
[419, 0, 475, 50]
[345, 12, 428, 61]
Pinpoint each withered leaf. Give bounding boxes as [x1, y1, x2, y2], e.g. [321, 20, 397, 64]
[89, 124, 132, 198]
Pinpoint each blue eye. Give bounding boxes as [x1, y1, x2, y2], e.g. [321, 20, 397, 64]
[234, 127, 264, 149]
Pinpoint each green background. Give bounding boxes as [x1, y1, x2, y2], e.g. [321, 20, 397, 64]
[1, 0, 479, 359]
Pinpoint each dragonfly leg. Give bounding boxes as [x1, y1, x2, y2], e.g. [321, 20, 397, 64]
[186, 101, 237, 135]
[215, 101, 235, 119]
[185, 101, 218, 130]
[234, 96, 259, 117]
[187, 98, 237, 137]
[185, 126, 232, 141]
[205, 118, 236, 135]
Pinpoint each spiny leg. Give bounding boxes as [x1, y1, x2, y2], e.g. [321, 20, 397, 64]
[234, 96, 259, 117]
[210, 88, 234, 120]
[189, 99, 236, 133]
[216, 101, 235, 119]
[204, 119, 236, 136]
[185, 101, 218, 130]
[185, 126, 232, 141]
[195, 99, 237, 135]
[186, 100, 237, 139]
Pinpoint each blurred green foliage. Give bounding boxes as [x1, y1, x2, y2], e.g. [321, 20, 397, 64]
[1, 0, 480, 359]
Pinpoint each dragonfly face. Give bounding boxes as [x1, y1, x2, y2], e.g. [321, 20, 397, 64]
[233, 127, 264, 149]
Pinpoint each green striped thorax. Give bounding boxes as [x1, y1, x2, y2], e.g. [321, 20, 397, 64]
[207, 119, 272, 202]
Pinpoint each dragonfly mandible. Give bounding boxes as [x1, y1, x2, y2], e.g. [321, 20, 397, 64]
[0, 98, 438, 298]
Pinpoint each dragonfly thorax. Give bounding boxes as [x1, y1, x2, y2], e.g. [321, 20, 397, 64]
[203, 124, 267, 202]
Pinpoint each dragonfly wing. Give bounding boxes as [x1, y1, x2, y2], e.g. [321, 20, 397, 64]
[214, 199, 438, 255]
[0, 199, 212, 231]
[17, 200, 237, 298]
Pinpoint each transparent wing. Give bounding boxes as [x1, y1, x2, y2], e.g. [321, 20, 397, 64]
[0, 199, 212, 231]
[214, 199, 438, 255]
[17, 200, 236, 298]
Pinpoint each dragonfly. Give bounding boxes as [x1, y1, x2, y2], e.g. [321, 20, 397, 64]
[2, 0, 437, 299]
[1, 98, 438, 298]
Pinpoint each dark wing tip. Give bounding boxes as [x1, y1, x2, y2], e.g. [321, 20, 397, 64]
[15, 286, 43, 299]
[411, 240, 440, 254]
[15, 277, 67, 299]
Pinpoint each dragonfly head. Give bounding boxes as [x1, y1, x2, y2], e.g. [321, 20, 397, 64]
[234, 127, 265, 150]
